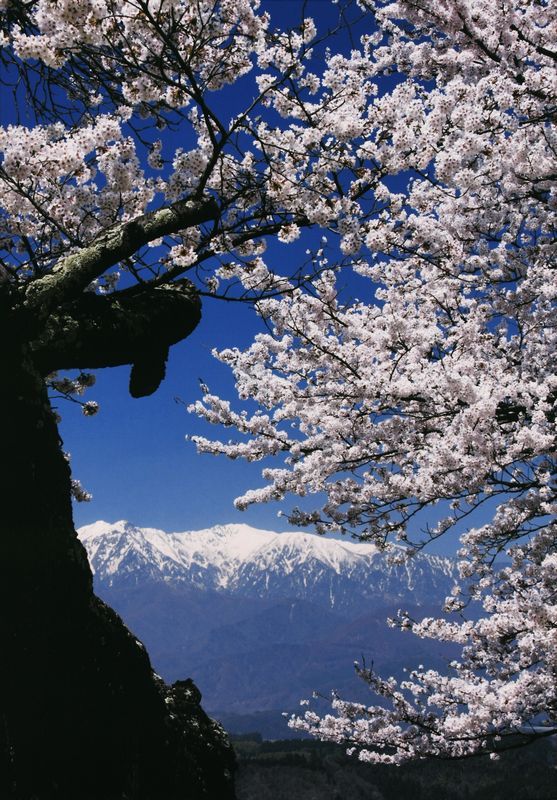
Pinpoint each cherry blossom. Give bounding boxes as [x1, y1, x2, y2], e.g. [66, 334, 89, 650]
[190, 0, 557, 760]
[2, 0, 371, 290]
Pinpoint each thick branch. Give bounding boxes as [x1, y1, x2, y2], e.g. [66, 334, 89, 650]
[23, 196, 219, 312]
[31, 282, 201, 397]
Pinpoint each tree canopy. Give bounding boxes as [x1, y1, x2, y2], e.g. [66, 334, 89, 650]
[188, 0, 557, 763]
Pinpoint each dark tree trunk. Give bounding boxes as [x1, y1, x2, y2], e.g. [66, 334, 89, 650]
[0, 334, 235, 797]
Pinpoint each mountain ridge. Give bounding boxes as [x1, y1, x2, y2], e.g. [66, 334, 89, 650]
[79, 521, 459, 731]
[79, 520, 456, 611]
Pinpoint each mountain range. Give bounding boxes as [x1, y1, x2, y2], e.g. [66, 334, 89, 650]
[79, 521, 459, 737]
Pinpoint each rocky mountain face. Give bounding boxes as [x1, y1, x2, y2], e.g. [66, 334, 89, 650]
[81, 520, 455, 605]
[80, 521, 459, 737]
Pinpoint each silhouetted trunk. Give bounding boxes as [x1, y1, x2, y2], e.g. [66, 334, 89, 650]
[0, 342, 235, 797]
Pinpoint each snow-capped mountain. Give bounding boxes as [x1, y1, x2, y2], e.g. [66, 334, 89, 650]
[79, 520, 456, 611]
[78, 521, 459, 735]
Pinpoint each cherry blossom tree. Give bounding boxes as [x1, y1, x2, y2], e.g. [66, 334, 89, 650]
[0, 1, 381, 795]
[190, 0, 557, 763]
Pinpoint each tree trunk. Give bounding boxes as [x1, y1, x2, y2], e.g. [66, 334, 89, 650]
[0, 345, 235, 798]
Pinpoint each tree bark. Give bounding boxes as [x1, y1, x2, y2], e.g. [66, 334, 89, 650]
[0, 294, 235, 799]
[32, 282, 202, 398]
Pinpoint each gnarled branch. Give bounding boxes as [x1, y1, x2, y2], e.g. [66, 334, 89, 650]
[24, 196, 219, 312]
[31, 282, 201, 397]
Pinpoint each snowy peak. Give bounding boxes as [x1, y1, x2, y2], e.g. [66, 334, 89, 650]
[79, 521, 457, 609]
[244, 531, 384, 576]
[79, 520, 193, 582]
[80, 521, 376, 578]
[81, 521, 293, 588]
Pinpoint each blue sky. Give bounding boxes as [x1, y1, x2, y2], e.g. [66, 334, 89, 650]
[1, 0, 473, 555]
[59, 260, 301, 534]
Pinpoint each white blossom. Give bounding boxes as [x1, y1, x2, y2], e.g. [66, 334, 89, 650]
[189, 0, 557, 761]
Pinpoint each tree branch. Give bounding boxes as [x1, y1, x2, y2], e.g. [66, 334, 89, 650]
[23, 196, 219, 312]
[31, 282, 201, 397]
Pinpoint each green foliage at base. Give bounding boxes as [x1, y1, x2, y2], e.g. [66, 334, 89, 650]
[232, 735, 556, 800]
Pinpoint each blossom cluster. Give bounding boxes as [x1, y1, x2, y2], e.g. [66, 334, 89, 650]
[189, 0, 557, 760]
[290, 521, 557, 761]
[1, 0, 378, 287]
[0, 112, 150, 268]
